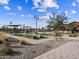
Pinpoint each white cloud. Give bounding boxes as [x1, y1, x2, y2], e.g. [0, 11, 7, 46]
[32, 0, 59, 9]
[72, 0, 79, 6]
[4, 5, 10, 10]
[21, 14, 24, 17]
[72, 2, 77, 6]
[32, 0, 41, 8]
[47, 12, 53, 16]
[71, 10, 77, 14]
[17, 6, 22, 11]
[43, 0, 59, 9]
[0, 0, 9, 5]
[38, 8, 46, 12]
[28, 14, 32, 17]
[65, 10, 69, 14]
[39, 15, 50, 20]
[64, 10, 77, 15]
[39, 12, 53, 20]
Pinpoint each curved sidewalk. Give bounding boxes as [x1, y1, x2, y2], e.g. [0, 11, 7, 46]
[34, 42, 79, 59]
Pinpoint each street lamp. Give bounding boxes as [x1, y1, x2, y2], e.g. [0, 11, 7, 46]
[34, 16, 39, 35]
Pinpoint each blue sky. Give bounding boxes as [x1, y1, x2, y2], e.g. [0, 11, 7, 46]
[0, 0, 79, 28]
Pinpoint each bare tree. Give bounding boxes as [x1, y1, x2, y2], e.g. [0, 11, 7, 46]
[48, 13, 69, 41]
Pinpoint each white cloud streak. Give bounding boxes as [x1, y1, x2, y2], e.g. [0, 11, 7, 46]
[0, 0, 9, 5]
[72, 0, 79, 6]
[32, 0, 59, 12]
[43, 0, 59, 9]
[71, 10, 77, 14]
[4, 5, 10, 10]
[28, 14, 32, 17]
[39, 16, 49, 20]
[17, 6, 22, 11]
[65, 10, 69, 14]
[21, 14, 25, 17]
[72, 2, 77, 6]
[38, 8, 46, 12]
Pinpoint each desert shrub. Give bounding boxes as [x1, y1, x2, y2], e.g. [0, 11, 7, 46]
[16, 40, 19, 43]
[19, 40, 26, 45]
[40, 33, 51, 36]
[12, 45, 24, 48]
[69, 34, 72, 37]
[0, 32, 5, 41]
[40, 35, 44, 38]
[0, 32, 10, 45]
[40, 35, 46, 38]
[33, 36, 40, 39]
[0, 48, 14, 55]
[69, 34, 78, 37]
[54, 32, 61, 36]
[3, 38, 11, 47]
[16, 33, 47, 40]
[0, 40, 3, 44]
[16, 34, 25, 37]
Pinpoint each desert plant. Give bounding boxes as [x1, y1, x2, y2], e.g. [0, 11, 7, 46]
[33, 36, 40, 39]
[0, 32, 6, 40]
[0, 40, 3, 44]
[40, 35, 46, 38]
[2, 37, 11, 47]
[0, 32, 12, 47]
[0, 32, 15, 56]
[69, 33, 78, 37]
[19, 40, 27, 45]
[0, 48, 14, 55]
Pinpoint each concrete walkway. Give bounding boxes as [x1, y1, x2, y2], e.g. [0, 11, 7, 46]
[6, 34, 79, 59]
[34, 42, 79, 59]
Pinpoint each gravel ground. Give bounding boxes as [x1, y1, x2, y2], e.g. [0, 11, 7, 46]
[0, 34, 79, 59]
[0, 39, 67, 59]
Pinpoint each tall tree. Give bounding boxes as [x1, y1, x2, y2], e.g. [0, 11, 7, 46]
[68, 22, 76, 34]
[47, 13, 69, 40]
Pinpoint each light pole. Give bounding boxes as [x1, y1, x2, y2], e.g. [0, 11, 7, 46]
[34, 16, 39, 35]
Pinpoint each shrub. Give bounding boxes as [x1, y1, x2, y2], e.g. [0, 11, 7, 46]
[3, 38, 11, 47]
[0, 40, 3, 44]
[40, 35, 43, 38]
[19, 40, 27, 45]
[0, 48, 14, 55]
[73, 34, 78, 37]
[40, 33, 51, 36]
[16, 40, 19, 43]
[33, 36, 40, 39]
[40, 35, 46, 38]
[69, 34, 78, 37]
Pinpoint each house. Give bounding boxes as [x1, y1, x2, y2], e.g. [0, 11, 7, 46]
[63, 22, 79, 32]
[73, 22, 79, 30]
